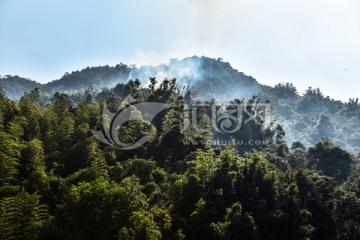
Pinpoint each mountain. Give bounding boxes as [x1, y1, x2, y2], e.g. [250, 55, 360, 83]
[0, 56, 265, 100]
[0, 56, 359, 153]
[0, 75, 41, 99]
[0, 64, 132, 99]
[41, 64, 131, 93]
[129, 56, 266, 101]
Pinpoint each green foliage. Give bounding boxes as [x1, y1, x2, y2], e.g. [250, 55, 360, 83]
[118, 210, 162, 240]
[0, 191, 52, 240]
[59, 176, 147, 239]
[186, 148, 221, 187]
[308, 137, 354, 182]
[212, 202, 256, 240]
[20, 139, 48, 192]
[0, 131, 21, 186]
[0, 77, 358, 239]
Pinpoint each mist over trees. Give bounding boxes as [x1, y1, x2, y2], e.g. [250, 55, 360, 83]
[1, 56, 359, 153]
[0, 73, 359, 239]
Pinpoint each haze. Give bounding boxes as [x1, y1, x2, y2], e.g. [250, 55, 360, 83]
[0, 0, 359, 101]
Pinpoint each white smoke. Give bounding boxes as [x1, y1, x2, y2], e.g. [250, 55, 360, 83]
[128, 57, 203, 87]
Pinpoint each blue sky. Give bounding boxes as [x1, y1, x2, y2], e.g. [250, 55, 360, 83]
[0, 0, 359, 101]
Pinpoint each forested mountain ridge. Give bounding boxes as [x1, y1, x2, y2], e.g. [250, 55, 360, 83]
[1, 56, 359, 153]
[0, 63, 131, 99]
[0, 74, 360, 239]
[0, 56, 263, 100]
[0, 75, 42, 99]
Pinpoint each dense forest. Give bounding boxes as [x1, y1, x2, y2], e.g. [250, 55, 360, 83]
[0, 73, 359, 240]
[1, 57, 359, 153]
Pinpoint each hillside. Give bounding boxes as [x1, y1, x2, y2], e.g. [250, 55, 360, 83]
[0, 64, 132, 99]
[0, 76, 359, 240]
[0, 75, 41, 99]
[0, 56, 359, 153]
[0, 56, 263, 99]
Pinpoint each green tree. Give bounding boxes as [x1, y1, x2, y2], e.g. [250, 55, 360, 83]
[60, 176, 147, 239]
[20, 139, 48, 192]
[211, 202, 256, 240]
[308, 137, 354, 182]
[0, 190, 52, 240]
[118, 210, 162, 240]
[19, 89, 42, 141]
[0, 131, 21, 187]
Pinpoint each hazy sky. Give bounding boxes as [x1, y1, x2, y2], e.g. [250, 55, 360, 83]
[0, 0, 359, 101]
